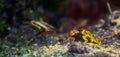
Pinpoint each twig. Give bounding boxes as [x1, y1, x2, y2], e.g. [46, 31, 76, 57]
[107, 2, 114, 20]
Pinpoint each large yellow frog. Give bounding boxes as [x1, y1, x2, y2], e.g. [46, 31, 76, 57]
[70, 28, 101, 45]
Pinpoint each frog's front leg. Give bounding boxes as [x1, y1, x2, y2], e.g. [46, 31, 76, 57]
[95, 40, 101, 45]
[98, 41, 101, 45]
[89, 34, 95, 43]
[91, 37, 101, 45]
[82, 36, 88, 44]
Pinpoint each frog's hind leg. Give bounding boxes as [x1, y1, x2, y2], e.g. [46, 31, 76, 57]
[89, 35, 95, 43]
[82, 36, 88, 44]
[93, 38, 101, 45]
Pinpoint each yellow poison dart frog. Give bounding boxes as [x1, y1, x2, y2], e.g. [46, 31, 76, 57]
[31, 18, 54, 33]
[70, 28, 101, 45]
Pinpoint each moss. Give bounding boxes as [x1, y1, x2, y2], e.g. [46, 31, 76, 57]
[0, 45, 9, 56]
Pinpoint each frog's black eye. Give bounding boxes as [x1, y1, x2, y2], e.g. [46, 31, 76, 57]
[114, 16, 119, 19]
[84, 32, 88, 34]
[110, 22, 117, 26]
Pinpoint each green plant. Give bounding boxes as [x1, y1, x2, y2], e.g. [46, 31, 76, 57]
[23, 48, 31, 54]
[0, 45, 9, 56]
[12, 47, 31, 55]
[12, 48, 20, 55]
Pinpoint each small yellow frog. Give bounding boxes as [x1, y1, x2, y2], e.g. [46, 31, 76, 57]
[70, 28, 101, 45]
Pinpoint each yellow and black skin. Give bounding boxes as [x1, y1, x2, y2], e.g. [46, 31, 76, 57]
[70, 28, 101, 45]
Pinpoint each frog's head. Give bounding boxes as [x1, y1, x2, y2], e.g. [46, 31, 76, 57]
[70, 29, 80, 37]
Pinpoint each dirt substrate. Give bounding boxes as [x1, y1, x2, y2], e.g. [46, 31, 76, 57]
[1, 18, 120, 57]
